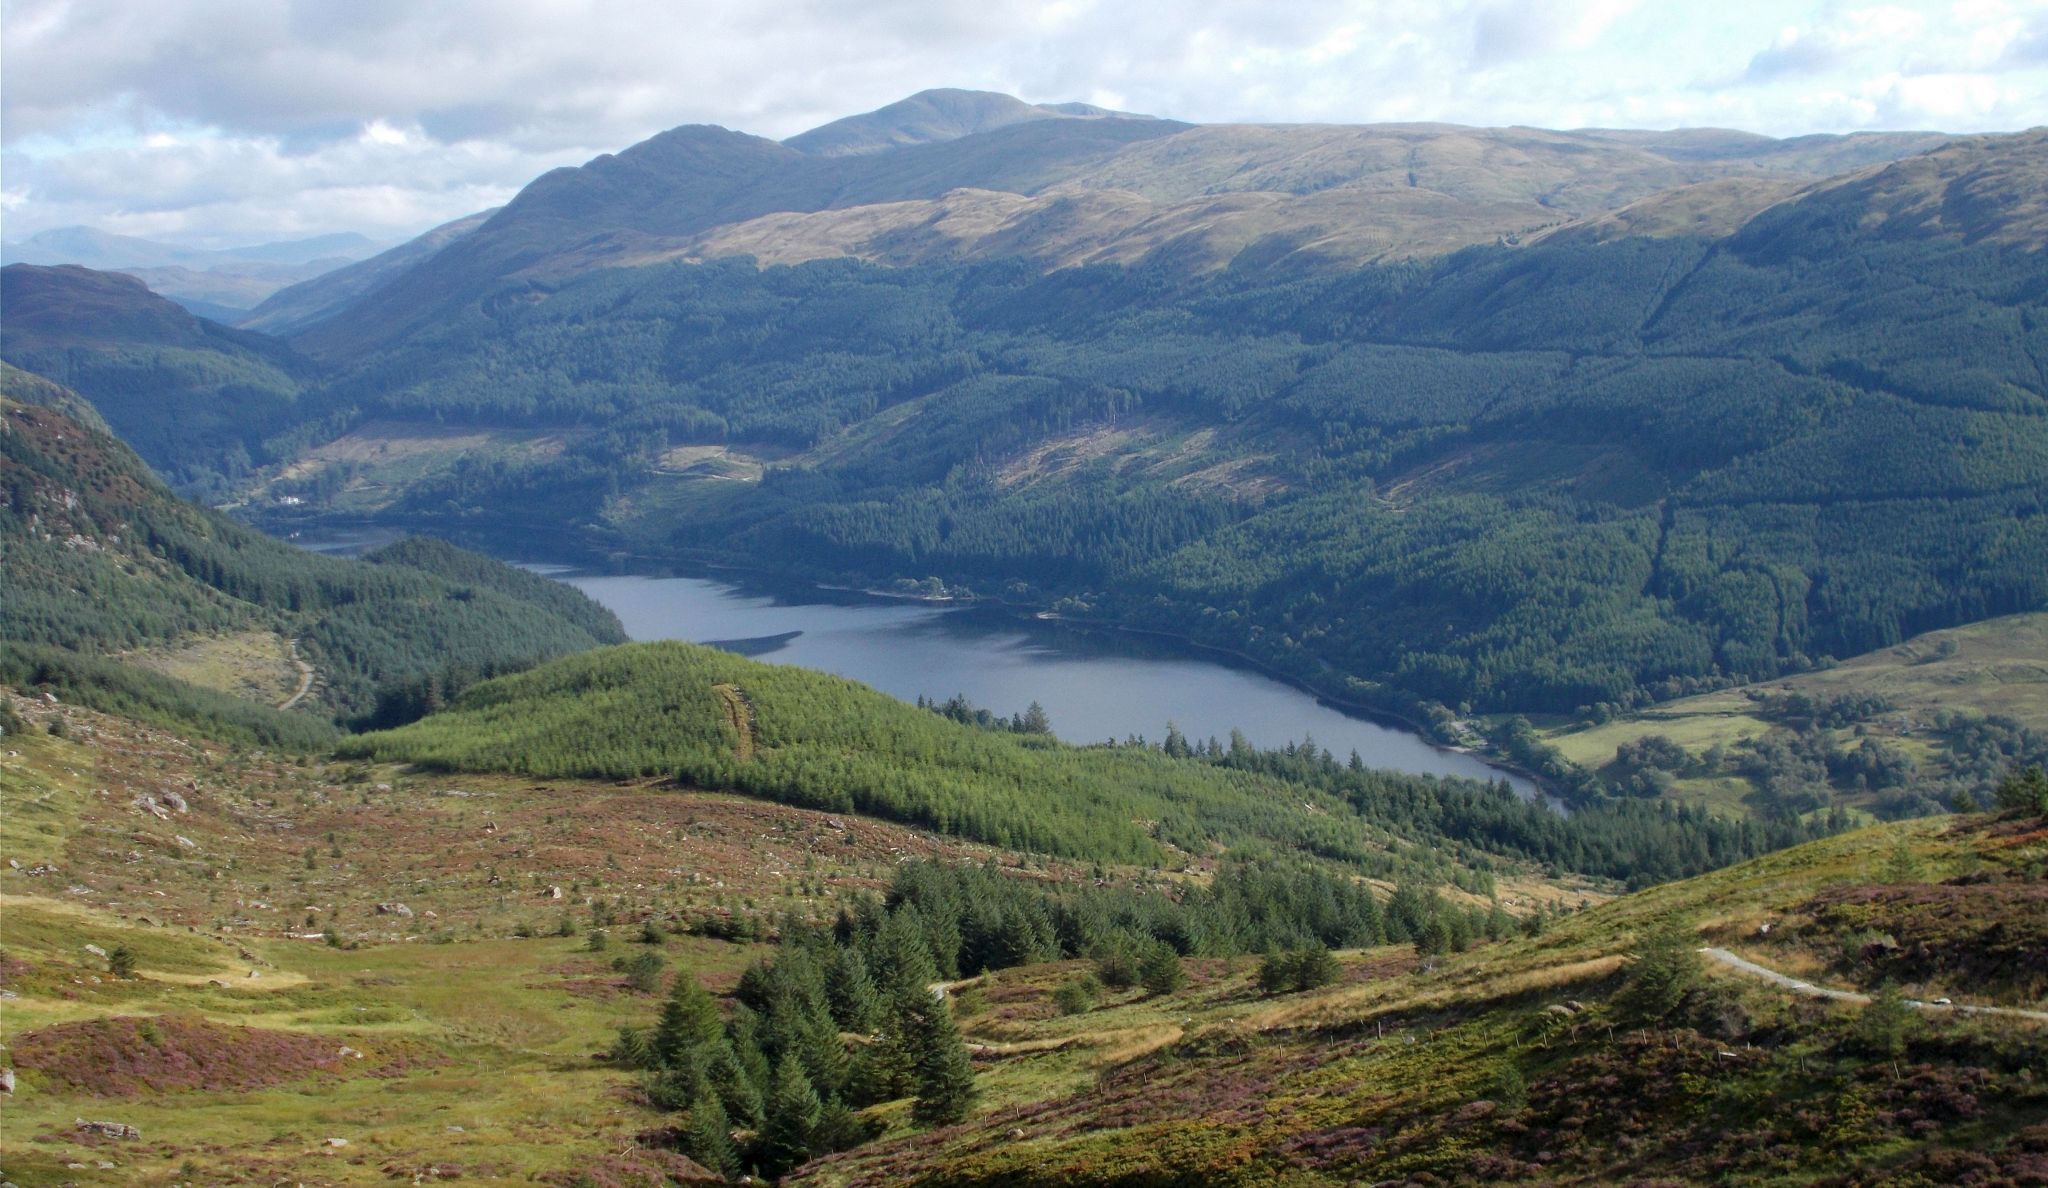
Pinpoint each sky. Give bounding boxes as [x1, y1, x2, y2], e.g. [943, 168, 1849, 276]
[3, 0, 2045, 249]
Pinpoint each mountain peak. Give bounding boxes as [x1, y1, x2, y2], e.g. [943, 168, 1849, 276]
[783, 88, 1153, 158]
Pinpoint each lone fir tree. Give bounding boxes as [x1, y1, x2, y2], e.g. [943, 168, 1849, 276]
[909, 992, 977, 1127]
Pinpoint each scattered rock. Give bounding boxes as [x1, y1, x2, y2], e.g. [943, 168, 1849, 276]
[82, 943, 107, 959]
[541, 886, 563, 900]
[338, 1045, 364, 1060]
[325, 1137, 349, 1148]
[6, 858, 19, 869]
[174, 836, 197, 850]
[159, 790, 189, 813]
[0, 1067, 15, 1093]
[74, 1118, 141, 1140]
[375, 902, 414, 918]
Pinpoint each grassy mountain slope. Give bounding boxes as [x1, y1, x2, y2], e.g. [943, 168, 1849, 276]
[793, 812, 2048, 1187]
[1540, 611, 2048, 819]
[4, 688, 2034, 1186]
[284, 98, 1946, 359]
[0, 376, 623, 724]
[0, 692, 1020, 1186]
[292, 115, 1189, 358]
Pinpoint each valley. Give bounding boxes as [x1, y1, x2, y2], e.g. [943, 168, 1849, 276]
[3, 689, 2042, 1185]
[3, 77, 2047, 1187]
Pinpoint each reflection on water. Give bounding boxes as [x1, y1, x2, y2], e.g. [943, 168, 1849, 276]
[566, 571, 1544, 802]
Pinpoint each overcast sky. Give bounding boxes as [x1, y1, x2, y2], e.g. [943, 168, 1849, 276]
[4, 0, 2045, 248]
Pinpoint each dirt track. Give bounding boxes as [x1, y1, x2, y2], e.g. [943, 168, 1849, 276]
[277, 640, 314, 710]
[1699, 947, 2048, 1022]
[712, 683, 756, 761]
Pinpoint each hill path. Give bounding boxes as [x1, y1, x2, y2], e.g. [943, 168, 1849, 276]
[277, 640, 314, 710]
[1699, 948, 2048, 1022]
[712, 683, 756, 761]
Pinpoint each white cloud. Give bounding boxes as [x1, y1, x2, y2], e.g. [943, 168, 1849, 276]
[2, 0, 2044, 246]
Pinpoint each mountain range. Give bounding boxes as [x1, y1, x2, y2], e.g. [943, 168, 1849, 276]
[4, 88, 2044, 752]
[0, 225, 386, 321]
[3, 88, 2047, 1188]
[281, 89, 1959, 357]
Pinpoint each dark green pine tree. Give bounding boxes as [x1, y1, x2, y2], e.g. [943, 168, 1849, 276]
[810, 1098, 874, 1156]
[908, 993, 977, 1127]
[725, 1008, 774, 1121]
[702, 1036, 764, 1129]
[825, 945, 882, 1033]
[793, 994, 851, 1099]
[1291, 945, 1341, 992]
[653, 974, 724, 1067]
[861, 987, 925, 1104]
[1996, 763, 2048, 814]
[869, 909, 940, 1003]
[1139, 943, 1186, 996]
[685, 1090, 739, 1181]
[759, 1052, 823, 1178]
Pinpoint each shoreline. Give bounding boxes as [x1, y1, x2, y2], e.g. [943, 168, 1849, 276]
[259, 512, 1556, 803]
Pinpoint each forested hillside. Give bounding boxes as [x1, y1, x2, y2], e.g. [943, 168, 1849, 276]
[341, 639, 1838, 887]
[6, 106, 2042, 735]
[0, 373, 623, 730]
[0, 264, 325, 493]
[237, 131, 2047, 723]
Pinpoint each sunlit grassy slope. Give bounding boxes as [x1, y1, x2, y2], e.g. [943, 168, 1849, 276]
[4, 689, 2041, 1186]
[795, 812, 2048, 1187]
[1542, 611, 2048, 815]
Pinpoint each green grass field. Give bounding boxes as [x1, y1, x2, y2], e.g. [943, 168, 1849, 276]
[1537, 611, 2048, 815]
